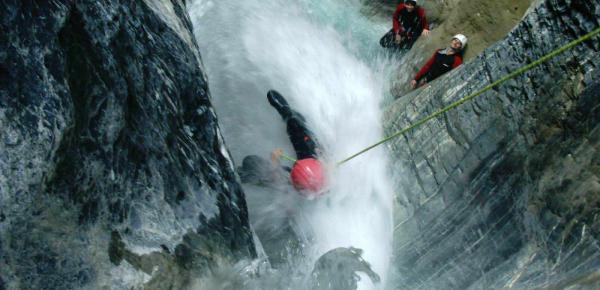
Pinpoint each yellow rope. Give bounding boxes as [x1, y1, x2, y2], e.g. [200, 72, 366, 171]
[280, 153, 297, 163]
[336, 27, 600, 166]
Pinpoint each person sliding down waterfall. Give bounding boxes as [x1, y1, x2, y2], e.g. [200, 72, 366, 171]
[238, 90, 326, 198]
[411, 34, 467, 89]
[380, 0, 430, 50]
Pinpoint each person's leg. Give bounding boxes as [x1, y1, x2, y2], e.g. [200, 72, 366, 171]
[267, 90, 320, 159]
[286, 113, 319, 160]
[379, 29, 396, 48]
[404, 36, 418, 49]
[267, 89, 292, 120]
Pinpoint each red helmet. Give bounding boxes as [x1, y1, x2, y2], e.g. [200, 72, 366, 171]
[290, 158, 325, 196]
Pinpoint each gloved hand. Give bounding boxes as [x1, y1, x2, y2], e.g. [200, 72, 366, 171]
[410, 80, 418, 89]
[271, 148, 284, 164]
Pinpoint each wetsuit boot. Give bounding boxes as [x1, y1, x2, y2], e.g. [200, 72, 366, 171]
[267, 90, 292, 120]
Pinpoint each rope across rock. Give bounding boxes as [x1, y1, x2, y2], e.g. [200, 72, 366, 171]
[276, 27, 600, 166]
[336, 27, 600, 166]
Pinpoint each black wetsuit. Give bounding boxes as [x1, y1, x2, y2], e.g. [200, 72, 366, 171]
[267, 89, 320, 160]
[238, 90, 320, 185]
[285, 112, 319, 159]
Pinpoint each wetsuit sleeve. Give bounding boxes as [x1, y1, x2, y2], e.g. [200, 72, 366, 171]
[419, 8, 429, 30]
[393, 4, 406, 35]
[414, 50, 438, 81]
[452, 55, 463, 68]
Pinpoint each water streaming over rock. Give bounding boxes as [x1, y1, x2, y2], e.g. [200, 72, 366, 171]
[190, 0, 395, 289]
[2, 0, 598, 289]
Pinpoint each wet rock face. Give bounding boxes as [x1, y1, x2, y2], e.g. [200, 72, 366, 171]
[0, 0, 255, 289]
[386, 0, 599, 289]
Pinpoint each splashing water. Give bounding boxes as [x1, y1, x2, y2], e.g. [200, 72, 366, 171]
[190, 0, 396, 289]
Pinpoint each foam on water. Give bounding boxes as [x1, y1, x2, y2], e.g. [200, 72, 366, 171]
[190, 1, 396, 288]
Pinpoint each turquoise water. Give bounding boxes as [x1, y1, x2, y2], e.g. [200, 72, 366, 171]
[299, 0, 391, 60]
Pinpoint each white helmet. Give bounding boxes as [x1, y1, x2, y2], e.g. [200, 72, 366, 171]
[452, 34, 468, 48]
[406, 0, 418, 5]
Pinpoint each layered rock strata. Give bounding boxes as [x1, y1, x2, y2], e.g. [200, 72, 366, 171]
[386, 0, 600, 289]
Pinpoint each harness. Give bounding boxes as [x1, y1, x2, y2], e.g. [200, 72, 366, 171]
[398, 8, 422, 37]
[426, 49, 457, 82]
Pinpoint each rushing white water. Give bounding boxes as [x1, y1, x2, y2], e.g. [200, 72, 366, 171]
[190, 0, 395, 289]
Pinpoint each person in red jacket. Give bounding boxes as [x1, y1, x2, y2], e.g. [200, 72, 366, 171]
[380, 0, 430, 50]
[411, 34, 468, 89]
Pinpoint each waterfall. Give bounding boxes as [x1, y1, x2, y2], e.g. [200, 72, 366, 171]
[190, 0, 395, 289]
